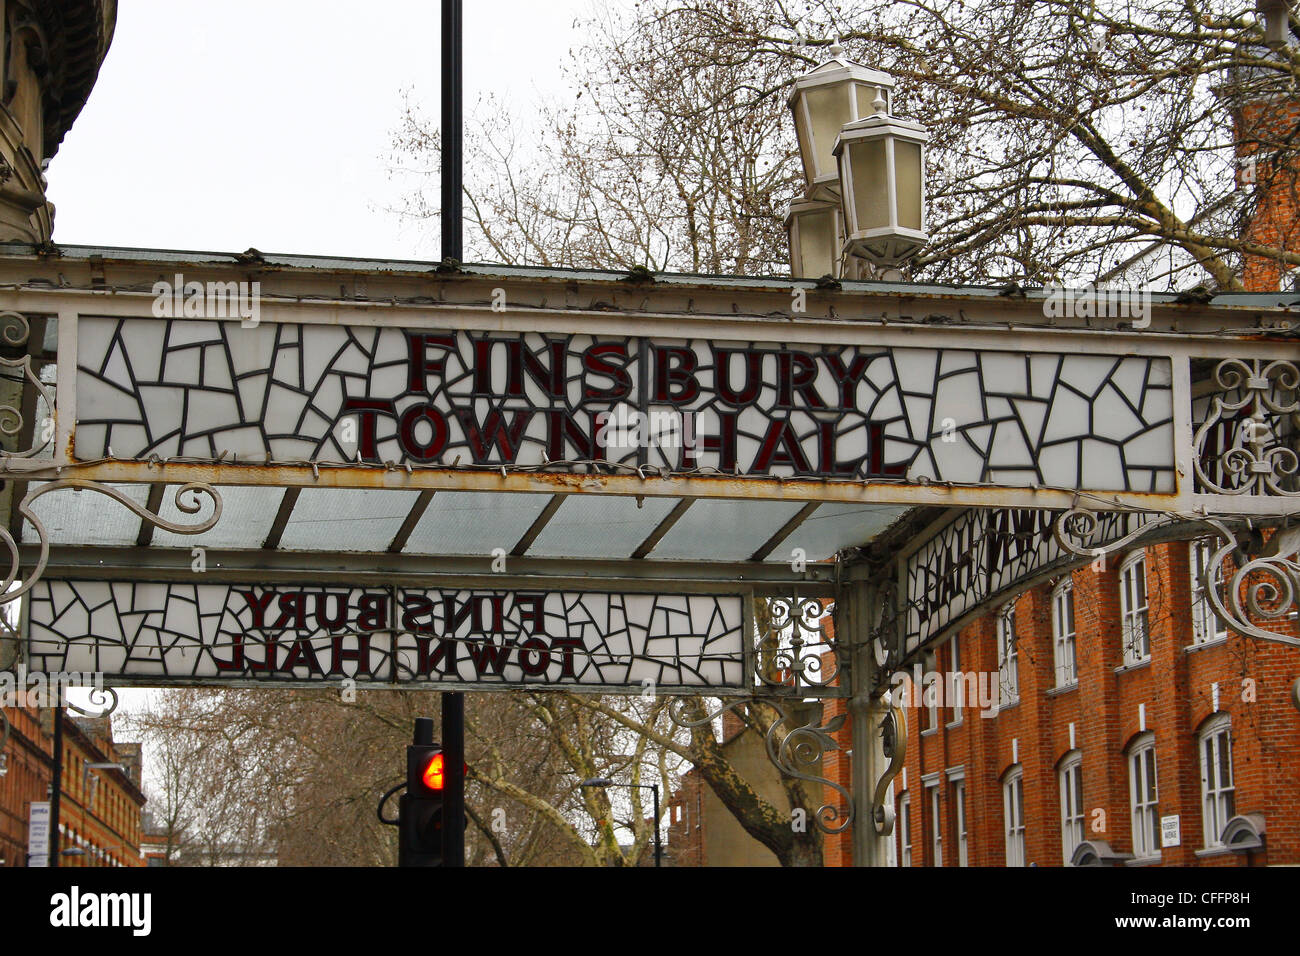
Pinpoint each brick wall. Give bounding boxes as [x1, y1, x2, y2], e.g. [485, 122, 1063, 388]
[1236, 97, 1300, 291]
[893, 540, 1300, 868]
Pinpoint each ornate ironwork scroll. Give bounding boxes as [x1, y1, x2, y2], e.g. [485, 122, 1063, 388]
[1194, 358, 1299, 497]
[755, 595, 842, 694]
[872, 697, 907, 836]
[1052, 506, 1177, 559]
[2, 480, 222, 606]
[666, 695, 755, 729]
[65, 685, 120, 719]
[0, 311, 54, 460]
[1199, 522, 1300, 649]
[871, 579, 904, 690]
[1055, 506, 1300, 649]
[764, 700, 853, 835]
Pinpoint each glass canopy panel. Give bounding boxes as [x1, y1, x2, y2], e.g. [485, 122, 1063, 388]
[21, 482, 151, 546]
[151, 484, 284, 550]
[401, 491, 553, 557]
[650, 499, 808, 561]
[526, 495, 679, 559]
[763, 503, 907, 562]
[278, 488, 419, 552]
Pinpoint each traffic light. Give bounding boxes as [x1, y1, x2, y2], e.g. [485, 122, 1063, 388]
[399, 718, 444, 867]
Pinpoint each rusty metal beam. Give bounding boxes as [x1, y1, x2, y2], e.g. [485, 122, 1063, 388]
[749, 502, 821, 562]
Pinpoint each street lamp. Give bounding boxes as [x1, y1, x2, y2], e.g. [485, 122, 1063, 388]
[833, 104, 929, 273]
[785, 197, 843, 279]
[580, 776, 662, 867]
[786, 45, 930, 280]
[1257, 1, 1293, 49]
[787, 46, 895, 201]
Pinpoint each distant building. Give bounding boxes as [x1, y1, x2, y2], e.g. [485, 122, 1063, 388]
[0, 707, 147, 866]
[56, 715, 147, 866]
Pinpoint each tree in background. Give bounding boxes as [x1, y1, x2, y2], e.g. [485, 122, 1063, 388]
[395, 0, 1298, 290]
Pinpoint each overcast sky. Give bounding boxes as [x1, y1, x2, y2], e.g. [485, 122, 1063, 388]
[46, 0, 602, 261]
[50, 0, 603, 726]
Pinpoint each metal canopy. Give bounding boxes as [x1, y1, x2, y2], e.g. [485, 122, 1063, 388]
[1, 244, 1297, 696]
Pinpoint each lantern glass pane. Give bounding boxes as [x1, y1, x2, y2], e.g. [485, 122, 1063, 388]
[795, 208, 837, 278]
[807, 83, 853, 181]
[895, 140, 924, 231]
[848, 139, 890, 232]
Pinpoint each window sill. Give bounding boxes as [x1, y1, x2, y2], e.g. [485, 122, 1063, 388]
[997, 698, 1019, 711]
[920, 727, 938, 738]
[1194, 846, 1235, 860]
[1045, 682, 1078, 697]
[1185, 637, 1229, 654]
[1114, 658, 1152, 675]
[945, 717, 964, 729]
[1125, 854, 1163, 867]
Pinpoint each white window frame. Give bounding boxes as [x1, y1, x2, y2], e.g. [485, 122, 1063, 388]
[1120, 552, 1150, 664]
[953, 778, 969, 867]
[997, 604, 1019, 706]
[1003, 766, 1026, 867]
[925, 780, 943, 867]
[925, 669, 939, 732]
[948, 637, 963, 723]
[1053, 579, 1077, 687]
[1190, 538, 1228, 645]
[1128, 733, 1159, 859]
[1059, 751, 1084, 865]
[1199, 715, 1234, 848]
[898, 791, 911, 867]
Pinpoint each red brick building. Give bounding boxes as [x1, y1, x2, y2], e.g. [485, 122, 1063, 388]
[886, 540, 1299, 867]
[0, 706, 147, 867]
[0, 702, 51, 866]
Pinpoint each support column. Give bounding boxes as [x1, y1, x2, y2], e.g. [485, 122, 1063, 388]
[844, 578, 891, 867]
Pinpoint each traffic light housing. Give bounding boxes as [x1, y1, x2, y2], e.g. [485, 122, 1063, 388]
[399, 720, 444, 867]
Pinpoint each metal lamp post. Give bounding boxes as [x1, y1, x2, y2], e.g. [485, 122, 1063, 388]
[580, 776, 662, 867]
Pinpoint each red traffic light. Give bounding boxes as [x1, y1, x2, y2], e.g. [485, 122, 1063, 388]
[422, 752, 445, 791]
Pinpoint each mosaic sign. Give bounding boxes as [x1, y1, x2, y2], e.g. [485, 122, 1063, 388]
[902, 507, 1149, 651]
[26, 581, 747, 692]
[72, 317, 1176, 492]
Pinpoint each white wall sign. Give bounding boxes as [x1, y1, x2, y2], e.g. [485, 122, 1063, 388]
[28, 801, 50, 867]
[1161, 814, 1181, 848]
